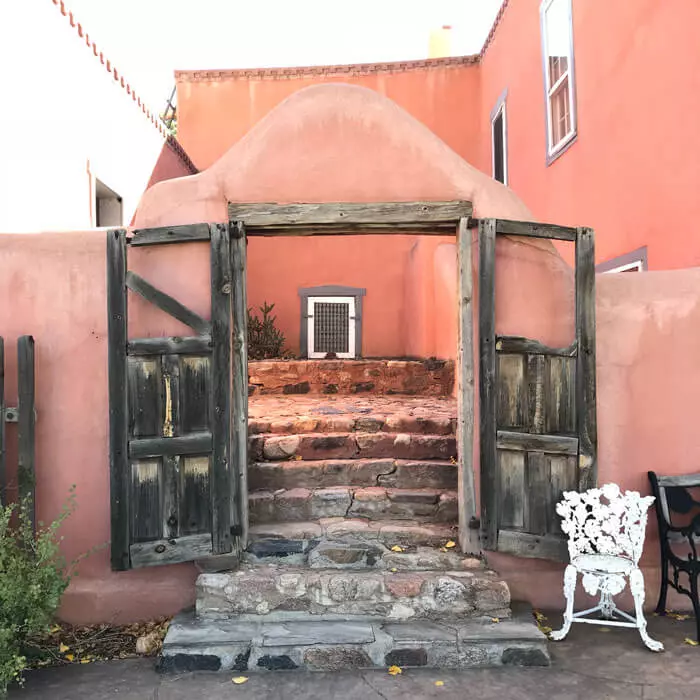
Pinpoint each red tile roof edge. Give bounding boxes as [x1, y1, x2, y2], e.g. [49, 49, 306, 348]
[479, 0, 510, 59]
[165, 135, 199, 175]
[50, 0, 174, 141]
[175, 54, 481, 82]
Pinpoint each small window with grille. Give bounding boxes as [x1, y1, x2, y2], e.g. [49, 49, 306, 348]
[307, 296, 356, 358]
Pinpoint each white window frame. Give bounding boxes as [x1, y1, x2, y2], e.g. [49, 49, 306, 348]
[491, 92, 508, 185]
[307, 296, 356, 359]
[541, 0, 577, 160]
[602, 260, 643, 274]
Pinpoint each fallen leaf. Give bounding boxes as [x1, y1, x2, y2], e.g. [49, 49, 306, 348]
[64, 654, 74, 662]
[684, 637, 699, 646]
[388, 665, 402, 676]
[50, 624, 62, 634]
[294, 455, 303, 461]
[80, 659, 91, 664]
[59, 643, 70, 653]
[439, 547, 447, 553]
[390, 568, 398, 573]
[435, 680, 445, 687]
[540, 626, 553, 636]
[390, 545, 404, 553]
[534, 611, 547, 623]
[672, 613, 691, 621]
[232, 676, 249, 684]
[450, 457, 457, 465]
[444, 540, 456, 549]
[491, 618, 500, 623]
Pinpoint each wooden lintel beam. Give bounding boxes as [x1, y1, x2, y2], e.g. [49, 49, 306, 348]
[129, 223, 212, 247]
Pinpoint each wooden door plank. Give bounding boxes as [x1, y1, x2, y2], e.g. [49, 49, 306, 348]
[129, 460, 162, 543]
[527, 354, 546, 434]
[496, 336, 577, 357]
[576, 227, 598, 490]
[161, 354, 181, 540]
[498, 450, 525, 530]
[456, 217, 479, 554]
[496, 430, 578, 455]
[231, 222, 249, 549]
[496, 354, 526, 429]
[128, 336, 212, 356]
[126, 272, 211, 335]
[17, 335, 36, 531]
[129, 433, 213, 459]
[107, 228, 131, 571]
[497, 530, 568, 560]
[228, 201, 472, 231]
[209, 223, 233, 555]
[130, 532, 213, 567]
[130, 223, 212, 247]
[493, 219, 578, 241]
[526, 451, 549, 536]
[478, 218, 498, 550]
[0, 337, 4, 507]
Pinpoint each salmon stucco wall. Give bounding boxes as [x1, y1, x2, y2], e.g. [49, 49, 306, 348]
[479, 0, 700, 270]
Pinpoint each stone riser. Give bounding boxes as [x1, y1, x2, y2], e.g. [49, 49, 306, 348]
[250, 432, 457, 462]
[159, 613, 550, 673]
[196, 566, 510, 620]
[249, 487, 458, 525]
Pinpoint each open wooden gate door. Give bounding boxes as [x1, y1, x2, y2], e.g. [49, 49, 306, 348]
[107, 222, 248, 570]
[478, 219, 597, 560]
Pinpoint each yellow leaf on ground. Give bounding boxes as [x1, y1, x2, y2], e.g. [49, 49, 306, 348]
[390, 568, 398, 573]
[64, 654, 74, 662]
[50, 624, 62, 634]
[439, 548, 447, 553]
[491, 618, 500, 623]
[390, 545, 404, 553]
[435, 680, 445, 687]
[684, 637, 699, 646]
[232, 676, 249, 684]
[388, 665, 402, 675]
[444, 540, 456, 549]
[672, 613, 691, 621]
[80, 659, 91, 664]
[59, 643, 69, 653]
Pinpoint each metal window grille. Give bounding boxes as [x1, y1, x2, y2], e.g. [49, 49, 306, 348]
[307, 296, 356, 358]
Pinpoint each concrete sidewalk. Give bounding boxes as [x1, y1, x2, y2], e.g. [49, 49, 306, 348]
[10, 613, 700, 699]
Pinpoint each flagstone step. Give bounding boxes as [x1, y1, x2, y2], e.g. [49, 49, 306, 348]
[195, 564, 511, 620]
[249, 459, 458, 491]
[249, 432, 457, 462]
[249, 487, 458, 525]
[159, 608, 549, 673]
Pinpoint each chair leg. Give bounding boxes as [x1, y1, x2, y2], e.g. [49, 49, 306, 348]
[551, 564, 577, 642]
[690, 572, 700, 643]
[629, 568, 664, 652]
[655, 555, 669, 615]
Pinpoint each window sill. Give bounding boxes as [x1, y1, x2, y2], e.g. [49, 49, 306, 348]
[546, 131, 577, 166]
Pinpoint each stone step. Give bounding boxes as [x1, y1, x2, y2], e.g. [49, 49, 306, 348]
[249, 432, 457, 462]
[195, 565, 511, 620]
[249, 487, 458, 525]
[249, 412, 456, 436]
[249, 459, 457, 491]
[160, 607, 549, 673]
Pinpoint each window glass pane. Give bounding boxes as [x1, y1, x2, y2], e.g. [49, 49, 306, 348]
[545, 0, 571, 87]
[550, 78, 571, 146]
[492, 111, 505, 184]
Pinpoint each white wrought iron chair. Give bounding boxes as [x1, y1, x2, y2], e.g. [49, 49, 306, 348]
[550, 483, 663, 652]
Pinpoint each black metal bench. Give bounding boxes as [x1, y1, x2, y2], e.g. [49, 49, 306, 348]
[648, 471, 700, 640]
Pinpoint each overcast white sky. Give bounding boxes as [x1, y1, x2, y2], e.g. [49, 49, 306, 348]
[64, 0, 503, 112]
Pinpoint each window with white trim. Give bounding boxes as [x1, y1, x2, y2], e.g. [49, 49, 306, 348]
[541, 0, 577, 158]
[307, 296, 356, 358]
[491, 95, 507, 185]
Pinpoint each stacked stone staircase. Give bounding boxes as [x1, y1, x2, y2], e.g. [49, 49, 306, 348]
[160, 366, 549, 673]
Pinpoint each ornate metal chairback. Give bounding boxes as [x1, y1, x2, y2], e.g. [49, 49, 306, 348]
[555, 483, 655, 564]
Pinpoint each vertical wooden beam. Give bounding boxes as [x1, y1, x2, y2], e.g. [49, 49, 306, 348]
[478, 218, 498, 551]
[457, 218, 479, 554]
[17, 336, 36, 530]
[575, 227, 597, 490]
[231, 221, 249, 549]
[209, 223, 233, 555]
[107, 229, 130, 570]
[0, 337, 5, 507]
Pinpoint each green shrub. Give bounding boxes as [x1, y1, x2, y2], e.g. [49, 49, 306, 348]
[0, 494, 75, 696]
[248, 301, 289, 360]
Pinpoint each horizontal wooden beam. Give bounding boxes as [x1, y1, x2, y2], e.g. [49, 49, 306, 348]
[126, 272, 211, 335]
[130, 533, 213, 568]
[496, 430, 579, 456]
[228, 201, 473, 234]
[129, 223, 212, 247]
[497, 530, 568, 561]
[128, 336, 212, 356]
[475, 218, 578, 242]
[129, 432, 212, 459]
[496, 336, 578, 357]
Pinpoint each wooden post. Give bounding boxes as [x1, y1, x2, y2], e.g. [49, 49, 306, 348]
[457, 218, 479, 554]
[17, 336, 36, 530]
[107, 228, 130, 570]
[478, 219, 498, 551]
[575, 227, 597, 490]
[231, 221, 249, 550]
[209, 223, 233, 555]
[0, 337, 5, 508]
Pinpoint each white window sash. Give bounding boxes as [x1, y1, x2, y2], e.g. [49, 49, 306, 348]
[490, 100, 508, 186]
[307, 296, 356, 359]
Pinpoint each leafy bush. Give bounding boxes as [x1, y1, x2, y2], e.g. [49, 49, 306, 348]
[248, 302, 289, 360]
[0, 494, 74, 696]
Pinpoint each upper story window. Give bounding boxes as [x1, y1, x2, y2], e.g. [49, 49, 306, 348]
[491, 91, 507, 185]
[541, 0, 577, 160]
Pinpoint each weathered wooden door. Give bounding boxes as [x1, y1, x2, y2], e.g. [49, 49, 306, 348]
[107, 223, 248, 570]
[478, 219, 596, 559]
